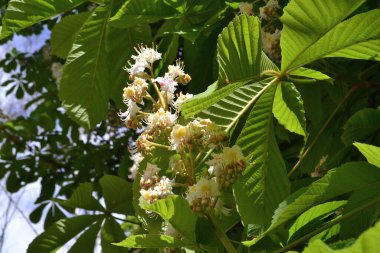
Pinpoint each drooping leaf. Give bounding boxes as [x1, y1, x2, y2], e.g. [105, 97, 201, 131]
[57, 182, 105, 212]
[354, 142, 380, 168]
[341, 108, 380, 146]
[217, 14, 262, 84]
[302, 220, 380, 253]
[109, 0, 179, 28]
[233, 82, 290, 226]
[67, 220, 102, 253]
[244, 162, 380, 246]
[273, 81, 306, 136]
[51, 12, 91, 59]
[27, 215, 101, 253]
[142, 195, 197, 243]
[288, 201, 347, 242]
[0, 0, 87, 39]
[101, 217, 129, 253]
[115, 234, 189, 248]
[280, 0, 380, 72]
[99, 175, 133, 215]
[60, 4, 113, 129]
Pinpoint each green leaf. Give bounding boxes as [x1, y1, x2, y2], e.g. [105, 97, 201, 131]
[354, 142, 380, 168]
[289, 67, 332, 82]
[51, 12, 91, 59]
[0, 0, 87, 39]
[27, 215, 101, 253]
[302, 220, 380, 253]
[60, 4, 112, 129]
[280, 0, 380, 72]
[273, 82, 306, 136]
[99, 175, 133, 215]
[142, 195, 197, 242]
[109, 0, 179, 28]
[233, 82, 290, 226]
[115, 234, 188, 248]
[58, 182, 105, 211]
[244, 162, 380, 246]
[182, 78, 272, 133]
[101, 217, 129, 253]
[341, 108, 380, 145]
[217, 14, 262, 84]
[67, 220, 102, 253]
[288, 201, 347, 242]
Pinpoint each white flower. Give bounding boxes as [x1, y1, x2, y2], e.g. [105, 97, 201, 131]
[172, 92, 193, 111]
[259, 0, 280, 20]
[186, 177, 220, 205]
[170, 124, 188, 151]
[125, 56, 148, 77]
[125, 45, 162, 77]
[119, 100, 141, 122]
[129, 152, 144, 179]
[262, 29, 281, 62]
[145, 108, 177, 133]
[168, 61, 185, 79]
[223, 145, 245, 165]
[238, 2, 254, 16]
[123, 77, 148, 103]
[153, 177, 173, 197]
[153, 74, 177, 94]
[207, 153, 224, 176]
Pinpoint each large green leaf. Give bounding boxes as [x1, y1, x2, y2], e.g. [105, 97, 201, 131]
[58, 182, 105, 211]
[342, 108, 380, 146]
[115, 234, 189, 248]
[99, 175, 133, 215]
[302, 220, 380, 253]
[109, 0, 179, 28]
[233, 83, 290, 226]
[217, 14, 261, 84]
[51, 12, 91, 59]
[273, 82, 306, 136]
[67, 220, 102, 253]
[27, 215, 101, 253]
[60, 4, 113, 129]
[354, 142, 380, 168]
[101, 217, 129, 253]
[288, 201, 347, 242]
[280, 0, 380, 73]
[0, 0, 86, 39]
[182, 78, 272, 132]
[244, 162, 380, 246]
[142, 195, 197, 243]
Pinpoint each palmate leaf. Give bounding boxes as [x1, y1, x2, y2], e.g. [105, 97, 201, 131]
[109, 0, 179, 28]
[67, 220, 102, 253]
[27, 215, 101, 253]
[233, 83, 290, 227]
[51, 12, 91, 59]
[281, 0, 380, 73]
[101, 217, 129, 253]
[273, 82, 306, 136]
[302, 220, 380, 253]
[115, 234, 189, 248]
[0, 0, 87, 39]
[217, 14, 261, 84]
[354, 142, 380, 168]
[244, 162, 380, 246]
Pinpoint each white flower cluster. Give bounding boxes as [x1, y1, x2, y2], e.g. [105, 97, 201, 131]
[259, 0, 280, 20]
[238, 2, 254, 16]
[119, 46, 247, 217]
[262, 29, 281, 63]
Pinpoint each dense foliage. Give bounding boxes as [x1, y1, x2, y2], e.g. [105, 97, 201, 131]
[1, 0, 380, 252]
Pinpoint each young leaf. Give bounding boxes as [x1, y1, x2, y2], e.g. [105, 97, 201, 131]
[341, 108, 380, 146]
[302, 220, 380, 253]
[57, 182, 105, 211]
[109, 0, 179, 28]
[27, 215, 101, 253]
[234, 82, 290, 227]
[354, 142, 380, 168]
[289, 67, 332, 82]
[142, 195, 197, 243]
[217, 14, 262, 84]
[0, 0, 87, 39]
[244, 162, 380, 246]
[280, 0, 380, 72]
[288, 201, 347, 243]
[273, 82, 306, 136]
[99, 175, 133, 215]
[51, 12, 91, 59]
[115, 234, 189, 248]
